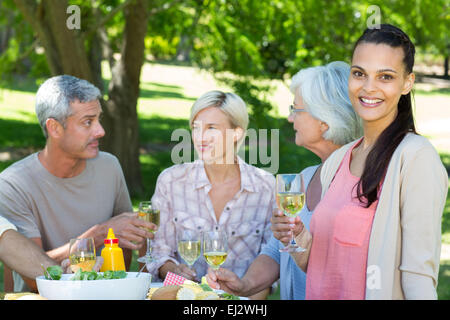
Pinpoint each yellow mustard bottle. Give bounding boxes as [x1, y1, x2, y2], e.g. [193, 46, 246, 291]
[100, 228, 126, 272]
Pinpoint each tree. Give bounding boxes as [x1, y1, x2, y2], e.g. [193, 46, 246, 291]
[367, 0, 449, 78]
[2, 0, 447, 194]
[150, 0, 449, 127]
[12, 0, 149, 195]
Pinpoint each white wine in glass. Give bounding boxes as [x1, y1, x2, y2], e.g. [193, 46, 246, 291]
[277, 192, 305, 218]
[137, 201, 160, 231]
[202, 230, 228, 270]
[276, 173, 306, 253]
[177, 230, 201, 267]
[203, 251, 228, 269]
[69, 238, 96, 272]
[137, 201, 160, 264]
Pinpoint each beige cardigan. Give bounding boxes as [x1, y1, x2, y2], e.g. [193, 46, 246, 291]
[319, 133, 448, 299]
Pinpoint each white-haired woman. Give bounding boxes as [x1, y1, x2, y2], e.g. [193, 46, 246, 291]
[206, 61, 362, 300]
[147, 90, 275, 299]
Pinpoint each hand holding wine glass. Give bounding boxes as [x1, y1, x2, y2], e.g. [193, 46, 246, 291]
[137, 201, 160, 264]
[203, 230, 228, 270]
[276, 173, 306, 253]
[69, 238, 96, 273]
[270, 207, 305, 246]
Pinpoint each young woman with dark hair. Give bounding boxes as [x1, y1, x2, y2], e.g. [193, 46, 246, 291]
[287, 24, 448, 299]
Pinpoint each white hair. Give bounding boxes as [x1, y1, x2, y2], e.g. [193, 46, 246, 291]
[189, 90, 249, 150]
[35, 75, 102, 139]
[290, 61, 363, 145]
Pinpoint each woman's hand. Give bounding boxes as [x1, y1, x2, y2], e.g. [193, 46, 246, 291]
[159, 260, 197, 281]
[270, 208, 304, 245]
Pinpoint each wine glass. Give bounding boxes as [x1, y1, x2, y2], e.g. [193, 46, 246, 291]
[202, 230, 228, 270]
[177, 230, 201, 271]
[137, 201, 160, 264]
[69, 238, 96, 272]
[276, 173, 306, 253]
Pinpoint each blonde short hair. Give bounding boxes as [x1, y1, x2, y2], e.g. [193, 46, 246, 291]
[189, 90, 249, 149]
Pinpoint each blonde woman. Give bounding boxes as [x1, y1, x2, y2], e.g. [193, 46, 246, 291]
[147, 91, 275, 299]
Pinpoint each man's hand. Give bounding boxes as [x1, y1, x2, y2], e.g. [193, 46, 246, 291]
[102, 212, 157, 250]
[61, 256, 104, 273]
[206, 267, 245, 296]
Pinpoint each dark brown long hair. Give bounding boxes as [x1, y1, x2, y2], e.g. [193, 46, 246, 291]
[353, 24, 417, 208]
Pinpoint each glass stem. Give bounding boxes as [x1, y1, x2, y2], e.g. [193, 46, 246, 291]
[146, 238, 151, 257]
[290, 227, 296, 246]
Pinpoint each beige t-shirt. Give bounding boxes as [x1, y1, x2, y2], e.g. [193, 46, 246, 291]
[0, 151, 132, 251]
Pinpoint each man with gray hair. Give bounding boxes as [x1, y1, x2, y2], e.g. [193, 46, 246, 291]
[0, 75, 155, 292]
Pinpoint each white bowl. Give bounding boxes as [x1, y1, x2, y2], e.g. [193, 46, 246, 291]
[36, 272, 152, 300]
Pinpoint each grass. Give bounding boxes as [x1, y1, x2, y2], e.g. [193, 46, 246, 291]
[0, 62, 449, 299]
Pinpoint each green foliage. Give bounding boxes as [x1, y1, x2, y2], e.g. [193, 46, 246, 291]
[146, 36, 178, 60]
[367, 0, 449, 55]
[215, 75, 278, 129]
[2, 0, 448, 129]
[438, 260, 450, 300]
[0, 1, 50, 85]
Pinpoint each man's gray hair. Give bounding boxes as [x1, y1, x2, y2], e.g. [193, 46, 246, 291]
[35, 75, 102, 139]
[290, 61, 363, 145]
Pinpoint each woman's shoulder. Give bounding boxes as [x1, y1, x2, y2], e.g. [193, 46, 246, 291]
[241, 161, 275, 188]
[393, 133, 442, 163]
[300, 164, 320, 176]
[156, 161, 199, 185]
[321, 139, 359, 173]
[398, 133, 437, 152]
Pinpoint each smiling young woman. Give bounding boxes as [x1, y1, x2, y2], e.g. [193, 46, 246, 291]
[289, 24, 448, 300]
[348, 27, 416, 204]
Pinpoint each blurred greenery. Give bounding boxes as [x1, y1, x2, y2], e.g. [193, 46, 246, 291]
[438, 260, 450, 299]
[1, 0, 448, 129]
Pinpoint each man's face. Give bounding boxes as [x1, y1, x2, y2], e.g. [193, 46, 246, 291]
[57, 99, 105, 160]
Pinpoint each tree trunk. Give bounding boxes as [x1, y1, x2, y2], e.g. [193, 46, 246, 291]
[0, 9, 14, 54]
[174, 1, 204, 62]
[445, 55, 449, 79]
[14, 0, 149, 196]
[101, 0, 149, 197]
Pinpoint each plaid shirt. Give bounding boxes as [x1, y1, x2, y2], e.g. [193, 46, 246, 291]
[148, 157, 276, 281]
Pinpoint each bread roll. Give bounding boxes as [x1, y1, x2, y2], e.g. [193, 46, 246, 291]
[4, 293, 47, 300]
[150, 285, 181, 300]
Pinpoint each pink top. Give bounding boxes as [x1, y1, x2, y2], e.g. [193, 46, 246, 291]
[306, 139, 378, 300]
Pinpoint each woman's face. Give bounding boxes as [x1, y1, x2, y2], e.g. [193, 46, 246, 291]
[288, 90, 326, 149]
[348, 43, 414, 131]
[191, 107, 241, 164]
